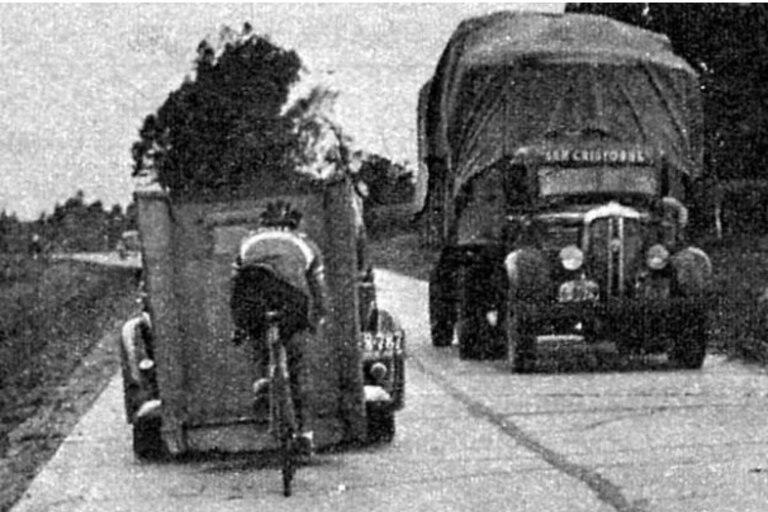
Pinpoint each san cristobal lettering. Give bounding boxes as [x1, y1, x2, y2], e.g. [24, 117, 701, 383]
[544, 147, 651, 165]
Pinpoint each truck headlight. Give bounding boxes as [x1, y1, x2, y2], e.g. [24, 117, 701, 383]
[646, 244, 670, 270]
[559, 245, 584, 271]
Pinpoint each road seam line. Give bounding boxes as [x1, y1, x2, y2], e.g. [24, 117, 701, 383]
[410, 355, 648, 512]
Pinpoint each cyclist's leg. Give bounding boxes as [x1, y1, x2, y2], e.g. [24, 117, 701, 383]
[288, 328, 316, 457]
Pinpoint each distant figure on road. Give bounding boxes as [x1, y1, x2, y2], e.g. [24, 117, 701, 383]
[116, 239, 127, 260]
[29, 233, 42, 260]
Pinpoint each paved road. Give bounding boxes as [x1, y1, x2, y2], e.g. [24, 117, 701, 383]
[12, 268, 768, 512]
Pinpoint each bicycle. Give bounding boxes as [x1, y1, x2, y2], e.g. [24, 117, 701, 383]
[262, 310, 300, 497]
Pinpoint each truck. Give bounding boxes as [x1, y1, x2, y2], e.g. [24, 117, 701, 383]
[420, 12, 713, 369]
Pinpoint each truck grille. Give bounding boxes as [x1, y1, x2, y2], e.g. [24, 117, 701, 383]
[586, 217, 644, 299]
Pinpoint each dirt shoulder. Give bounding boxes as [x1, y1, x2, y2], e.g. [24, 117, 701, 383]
[0, 262, 137, 512]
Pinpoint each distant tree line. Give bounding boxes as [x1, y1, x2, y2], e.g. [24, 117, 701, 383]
[566, 3, 768, 182]
[0, 190, 135, 255]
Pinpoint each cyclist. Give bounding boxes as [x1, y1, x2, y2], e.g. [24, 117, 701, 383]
[230, 200, 327, 454]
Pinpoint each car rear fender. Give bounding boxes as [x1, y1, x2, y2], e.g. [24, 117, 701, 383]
[120, 312, 152, 385]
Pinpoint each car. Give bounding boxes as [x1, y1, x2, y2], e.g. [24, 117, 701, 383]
[119, 175, 405, 462]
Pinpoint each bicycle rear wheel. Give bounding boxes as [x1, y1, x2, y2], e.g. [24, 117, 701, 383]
[272, 339, 297, 497]
[281, 433, 295, 497]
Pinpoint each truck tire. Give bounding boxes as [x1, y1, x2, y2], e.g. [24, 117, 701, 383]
[366, 402, 395, 444]
[508, 307, 536, 372]
[457, 301, 495, 360]
[669, 305, 708, 369]
[457, 265, 506, 360]
[429, 261, 456, 347]
[132, 416, 167, 460]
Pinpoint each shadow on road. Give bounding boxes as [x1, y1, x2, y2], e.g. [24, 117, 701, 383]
[429, 344, 698, 375]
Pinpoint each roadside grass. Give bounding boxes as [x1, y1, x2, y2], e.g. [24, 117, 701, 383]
[0, 257, 138, 512]
[703, 234, 768, 363]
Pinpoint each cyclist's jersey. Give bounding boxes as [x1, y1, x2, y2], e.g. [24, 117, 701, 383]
[238, 229, 324, 303]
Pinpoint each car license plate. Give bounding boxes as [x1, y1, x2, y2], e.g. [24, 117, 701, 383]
[558, 279, 599, 303]
[359, 331, 404, 354]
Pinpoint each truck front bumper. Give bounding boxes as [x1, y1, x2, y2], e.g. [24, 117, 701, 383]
[516, 295, 713, 352]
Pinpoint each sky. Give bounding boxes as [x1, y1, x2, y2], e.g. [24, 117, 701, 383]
[0, 3, 562, 220]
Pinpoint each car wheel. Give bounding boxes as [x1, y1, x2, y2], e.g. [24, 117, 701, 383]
[429, 261, 456, 347]
[133, 416, 167, 460]
[366, 402, 395, 444]
[669, 305, 708, 369]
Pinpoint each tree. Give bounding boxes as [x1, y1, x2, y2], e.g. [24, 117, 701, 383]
[131, 23, 303, 198]
[285, 86, 352, 181]
[565, 4, 768, 181]
[353, 151, 415, 207]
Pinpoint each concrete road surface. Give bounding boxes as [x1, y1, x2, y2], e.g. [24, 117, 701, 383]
[12, 269, 768, 512]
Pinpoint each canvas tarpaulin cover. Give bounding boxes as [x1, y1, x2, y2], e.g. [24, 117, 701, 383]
[423, 12, 703, 207]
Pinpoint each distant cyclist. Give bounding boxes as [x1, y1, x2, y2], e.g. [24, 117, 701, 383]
[230, 200, 327, 451]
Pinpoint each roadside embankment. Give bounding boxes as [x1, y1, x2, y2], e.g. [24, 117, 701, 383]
[0, 258, 138, 512]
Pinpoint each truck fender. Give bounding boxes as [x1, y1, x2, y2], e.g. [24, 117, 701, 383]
[504, 248, 550, 301]
[671, 246, 712, 296]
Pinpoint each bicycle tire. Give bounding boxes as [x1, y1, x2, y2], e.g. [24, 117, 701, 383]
[281, 433, 295, 497]
[272, 338, 298, 497]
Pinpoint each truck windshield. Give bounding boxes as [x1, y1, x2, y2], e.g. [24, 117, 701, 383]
[537, 166, 658, 197]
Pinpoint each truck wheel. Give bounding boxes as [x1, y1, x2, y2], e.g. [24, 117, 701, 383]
[508, 308, 536, 372]
[457, 266, 506, 360]
[366, 402, 395, 444]
[457, 304, 486, 360]
[429, 263, 456, 347]
[133, 416, 167, 460]
[669, 306, 708, 369]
